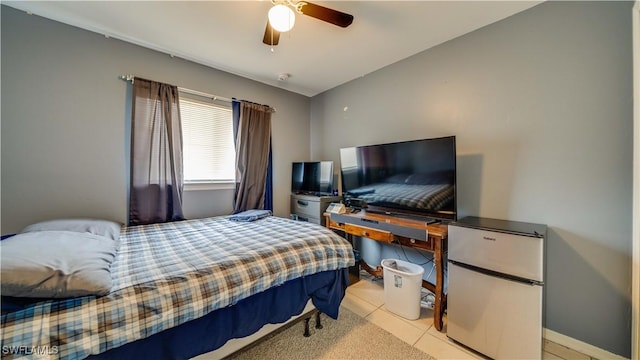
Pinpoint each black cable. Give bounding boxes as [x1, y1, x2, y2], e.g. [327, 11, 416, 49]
[394, 240, 432, 266]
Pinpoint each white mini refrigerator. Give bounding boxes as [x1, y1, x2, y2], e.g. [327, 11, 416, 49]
[447, 217, 546, 359]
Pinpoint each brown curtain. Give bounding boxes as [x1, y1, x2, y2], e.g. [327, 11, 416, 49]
[233, 101, 272, 213]
[129, 78, 185, 225]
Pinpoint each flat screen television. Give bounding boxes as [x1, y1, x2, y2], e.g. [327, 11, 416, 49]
[340, 136, 456, 222]
[291, 161, 334, 195]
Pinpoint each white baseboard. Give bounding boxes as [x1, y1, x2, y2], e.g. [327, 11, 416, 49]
[543, 328, 628, 360]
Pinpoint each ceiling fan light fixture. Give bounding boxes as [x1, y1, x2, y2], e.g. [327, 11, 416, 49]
[268, 4, 296, 32]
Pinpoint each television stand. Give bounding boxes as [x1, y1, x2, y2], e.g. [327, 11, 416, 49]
[324, 210, 448, 331]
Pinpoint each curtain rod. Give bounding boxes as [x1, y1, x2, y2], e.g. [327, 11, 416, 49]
[119, 74, 276, 112]
[119, 74, 232, 103]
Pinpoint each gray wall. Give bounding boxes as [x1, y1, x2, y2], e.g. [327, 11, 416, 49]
[311, 1, 633, 357]
[1, 1, 634, 357]
[1, 6, 311, 233]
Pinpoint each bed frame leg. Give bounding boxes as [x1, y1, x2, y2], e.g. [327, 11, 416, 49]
[303, 316, 312, 337]
[315, 311, 323, 329]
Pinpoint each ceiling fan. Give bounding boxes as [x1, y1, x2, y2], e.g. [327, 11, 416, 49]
[262, 0, 354, 46]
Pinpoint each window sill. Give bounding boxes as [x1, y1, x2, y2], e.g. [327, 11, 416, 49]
[184, 181, 235, 191]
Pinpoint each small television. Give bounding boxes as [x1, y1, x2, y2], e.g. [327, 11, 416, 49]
[291, 161, 334, 195]
[340, 136, 456, 222]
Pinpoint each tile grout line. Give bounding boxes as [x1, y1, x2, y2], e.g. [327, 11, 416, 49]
[348, 277, 594, 360]
[348, 285, 436, 352]
[347, 279, 486, 359]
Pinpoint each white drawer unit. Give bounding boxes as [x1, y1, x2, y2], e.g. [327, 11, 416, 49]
[290, 194, 341, 226]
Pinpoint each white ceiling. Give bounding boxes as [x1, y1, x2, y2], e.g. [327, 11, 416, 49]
[3, 1, 542, 97]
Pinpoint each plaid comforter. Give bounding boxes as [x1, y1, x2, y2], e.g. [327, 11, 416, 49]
[1, 216, 354, 360]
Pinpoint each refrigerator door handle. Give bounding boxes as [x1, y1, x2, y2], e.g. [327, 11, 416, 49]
[448, 260, 543, 286]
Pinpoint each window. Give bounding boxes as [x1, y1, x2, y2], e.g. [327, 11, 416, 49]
[179, 94, 235, 189]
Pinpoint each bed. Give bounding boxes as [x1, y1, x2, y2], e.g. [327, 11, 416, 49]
[0, 215, 354, 359]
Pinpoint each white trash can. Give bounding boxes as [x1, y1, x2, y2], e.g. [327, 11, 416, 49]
[381, 259, 425, 320]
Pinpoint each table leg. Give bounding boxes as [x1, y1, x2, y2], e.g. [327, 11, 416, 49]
[433, 237, 445, 331]
[359, 259, 383, 277]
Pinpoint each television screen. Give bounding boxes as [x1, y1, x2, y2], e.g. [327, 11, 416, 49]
[291, 161, 334, 195]
[340, 136, 456, 221]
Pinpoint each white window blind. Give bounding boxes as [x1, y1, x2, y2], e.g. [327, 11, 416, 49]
[179, 96, 235, 183]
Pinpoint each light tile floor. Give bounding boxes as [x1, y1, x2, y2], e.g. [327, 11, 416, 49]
[341, 271, 593, 360]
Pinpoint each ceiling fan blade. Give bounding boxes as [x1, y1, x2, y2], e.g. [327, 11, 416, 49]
[299, 2, 353, 28]
[262, 21, 280, 46]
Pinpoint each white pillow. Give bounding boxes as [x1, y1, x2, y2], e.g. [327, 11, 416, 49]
[1, 231, 117, 298]
[21, 218, 122, 241]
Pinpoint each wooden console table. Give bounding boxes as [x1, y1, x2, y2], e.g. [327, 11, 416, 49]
[324, 211, 448, 331]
